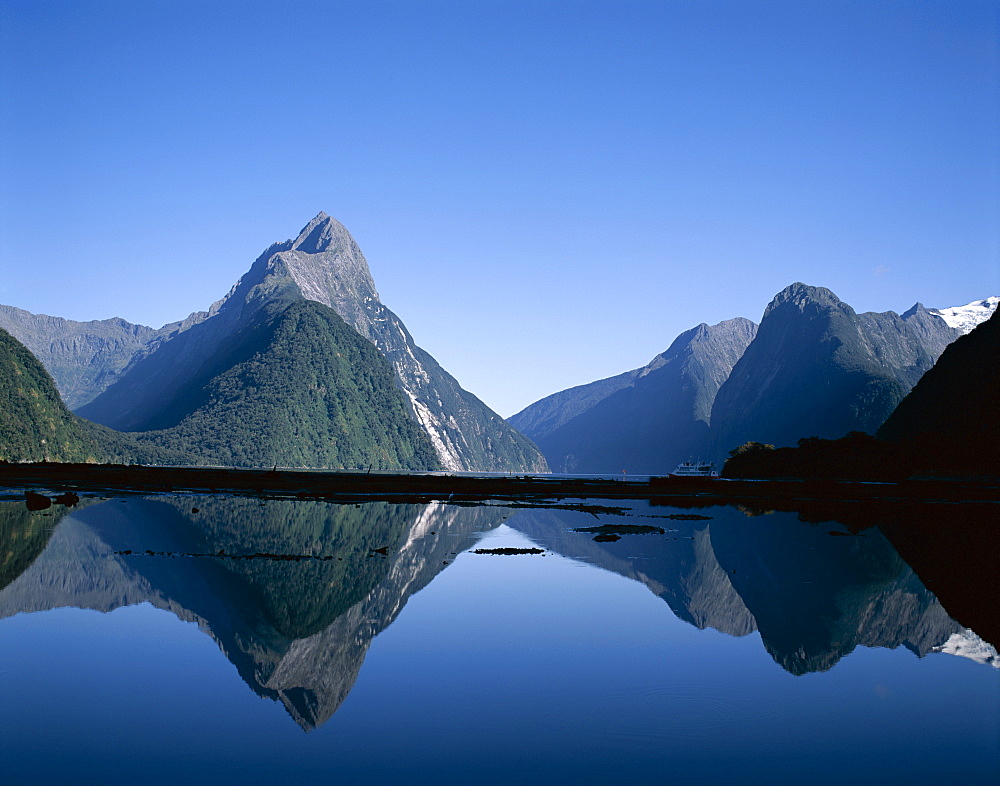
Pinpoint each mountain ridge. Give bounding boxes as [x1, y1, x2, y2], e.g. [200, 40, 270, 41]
[709, 282, 960, 452]
[513, 282, 973, 473]
[511, 317, 757, 473]
[73, 214, 546, 472]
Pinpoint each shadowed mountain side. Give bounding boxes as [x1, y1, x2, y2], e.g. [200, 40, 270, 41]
[0, 305, 210, 410]
[508, 507, 756, 637]
[127, 300, 440, 470]
[711, 284, 959, 452]
[0, 497, 506, 730]
[871, 504, 1000, 650]
[72, 261, 284, 433]
[725, 306, 999, 480]
[507, 368, 644, 443]
[878, 305, 1000, 448]
[511, 318, 757, 473]
[77, 213, 546, 472]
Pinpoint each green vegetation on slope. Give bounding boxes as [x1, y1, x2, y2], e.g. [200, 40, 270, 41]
[135, 300, 441, 470]
[0, 327, 105, 462]
[0, 326, 198, 465]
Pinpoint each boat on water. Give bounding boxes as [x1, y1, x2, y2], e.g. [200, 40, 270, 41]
[667, 461, 720, 480]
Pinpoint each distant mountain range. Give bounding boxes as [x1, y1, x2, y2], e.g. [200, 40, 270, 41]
[0, 305, 208, 410]
[2, 215, 994, 475]
[1, 214, 547, 472]
[511, 283, 995, 474]
[510, 318, 757, 473]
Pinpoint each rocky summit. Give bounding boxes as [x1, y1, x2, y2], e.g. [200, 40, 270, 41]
[73, 214, 547, 472]
[213, 213, 546, 471]
[710, 283, 961, 452]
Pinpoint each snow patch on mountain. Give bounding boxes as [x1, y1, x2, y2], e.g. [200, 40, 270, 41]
[929, 297, 998, 334]
[932, 629, 999, 668]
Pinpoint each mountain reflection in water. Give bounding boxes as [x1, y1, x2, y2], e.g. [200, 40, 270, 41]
[511, 504, 997, 675]
[0, 494, 995, 738]
[0, 497, 508, 729]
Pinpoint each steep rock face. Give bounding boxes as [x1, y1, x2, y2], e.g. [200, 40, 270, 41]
[223, 214, 545, 472]
[511, 318, 757, 473]
[0, 304, 208, 409]
[710, 283, 959, 451]
[77, 213, 546, 472]
[897, 303, 962, 361]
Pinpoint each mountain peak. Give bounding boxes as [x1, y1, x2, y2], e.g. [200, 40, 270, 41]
[290, 211, 349, 254]
[766, 283, 844, 313]
[901, 302, 928, 319]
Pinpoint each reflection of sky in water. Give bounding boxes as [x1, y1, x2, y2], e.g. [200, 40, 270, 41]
[0, 499, 997, 783]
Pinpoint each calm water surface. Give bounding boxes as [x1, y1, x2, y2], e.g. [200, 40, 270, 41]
[0, 494, 996, 783]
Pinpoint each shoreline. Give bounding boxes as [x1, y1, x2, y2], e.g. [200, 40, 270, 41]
[2, 462, 997, 505]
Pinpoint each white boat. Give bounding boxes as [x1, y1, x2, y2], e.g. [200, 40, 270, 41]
[668, 461, 720, 480]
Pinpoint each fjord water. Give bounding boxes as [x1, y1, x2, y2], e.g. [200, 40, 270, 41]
[0, 496, 996, 783]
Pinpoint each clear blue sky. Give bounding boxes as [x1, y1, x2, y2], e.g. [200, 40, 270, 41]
[1, 0, 997, 417]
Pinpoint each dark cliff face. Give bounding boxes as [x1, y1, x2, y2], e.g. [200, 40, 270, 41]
[74, 213, 547, 472]
[877, 306, 999, 453]
[511, 317, 757, 474]
[710, 283, 959, 451]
